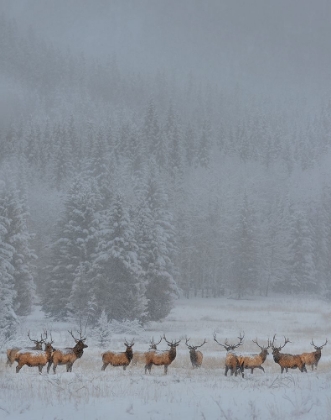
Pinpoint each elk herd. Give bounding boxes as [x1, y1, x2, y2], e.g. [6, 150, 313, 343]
[5, 331, 328, 378]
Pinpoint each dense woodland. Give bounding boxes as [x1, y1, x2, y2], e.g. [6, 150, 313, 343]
[1, 7, 331, 340]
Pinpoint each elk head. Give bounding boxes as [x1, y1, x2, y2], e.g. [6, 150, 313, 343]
[27, 331, 45, 350]
[149, 336, 162, 350]
[163, 335, 181, 349]
[311, 339, 327, 351]
[271, 335, 290, 355]
[252, 338, 271, 354]
[185, 337, 207, 351]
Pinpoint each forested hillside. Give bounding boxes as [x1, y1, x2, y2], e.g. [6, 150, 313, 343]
[1, 3, 331, 338]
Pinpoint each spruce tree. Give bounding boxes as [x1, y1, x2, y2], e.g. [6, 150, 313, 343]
[92, 192, 147, 322]
[136, 168, 178, 320]
[43, 177, 99, 320]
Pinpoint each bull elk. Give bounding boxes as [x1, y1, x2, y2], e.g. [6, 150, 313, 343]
[300, 339, 327, 370]
[271, 335, 307, 373]
[213, 332, 245, 378]
[131, 337, 162, 366]
[101, 339, 135, 371]
[185, 337, 207, 368]
[7, 331, 45, 367]
[145, 335, 181, 374]
[238, 338, 270, 374]
[15, 333, 54, 374]
[47, 330, 88, 373]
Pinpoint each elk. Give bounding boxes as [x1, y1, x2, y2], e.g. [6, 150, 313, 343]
[145, 335, 181, 374]
[271, 335, 307, 373]
[7, 331, 45, 367]
[131, 337, 162, 366]
[47, 330, 88, 373]
[185, 337, 207, 368]
[300, 339, 327, 370]
[15, 333, 54, 374]
[237, 338, 270, 374]
[101, 339, 135, 371]
[213, 332, 245, 378]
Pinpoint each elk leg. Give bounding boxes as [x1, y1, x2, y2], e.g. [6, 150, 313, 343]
[38, 365, 43, 374]
[16, 365, 22, 373]
[53, 364, 57, 374]
[47, 361, 52, 373]
[101, 363, 108, 371]
[145, 364, 152, 374]
[66, 363, 73, 372]
[224, 366, 229, 376]
[164, 365, 168, 374]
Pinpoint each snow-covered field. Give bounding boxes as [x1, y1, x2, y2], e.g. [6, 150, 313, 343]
[0, 296, 330, 420]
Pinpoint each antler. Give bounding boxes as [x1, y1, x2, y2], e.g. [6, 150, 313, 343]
[281, 336, 291, 349]
[150, 336, 162, 349]
[186, 337, 207, 349]
[252, 338, 263, 349]
[234, 332, 245, 349]
[124, 338, 134, 347]
[185, 337, 192, 348]
[213, 333, 230, 349]
[27, 331, 40, 344]
[214, 332, 244, 351]
[68, 330, 79, 343]
[311, 339, 328, 349]
[163, 334, 181, 346]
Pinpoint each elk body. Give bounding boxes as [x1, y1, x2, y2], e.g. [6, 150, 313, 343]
[237, 339, 270, 374]
[47, 330, 88, 373]
[101, 340, 134, 371]
[214, 332, 245, 378]
[185, 338, 207, 368]
[131, 337, 162, 366]
[7, 332, 44, 367]
[300, 339, 327, 370]
[145, 335, 181, 374]
[15, 335, 54, 374]
[271, 336, 307, 373]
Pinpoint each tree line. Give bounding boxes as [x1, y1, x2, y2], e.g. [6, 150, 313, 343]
[1, 12, 331, 337]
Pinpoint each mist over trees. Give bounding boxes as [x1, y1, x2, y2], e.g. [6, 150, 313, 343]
[1, 1, 331, 329]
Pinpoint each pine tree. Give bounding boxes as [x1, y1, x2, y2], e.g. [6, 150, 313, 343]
[3, 186, 35, 315]
[231, 194, 258, 298]
[92, 192, 147, 322]
[136, 168, 178, 320]
[43, 177, 99, 320]
[95, 309, 111, 348]
[287, 208, 317, 293]
[0, 189, 17, 340]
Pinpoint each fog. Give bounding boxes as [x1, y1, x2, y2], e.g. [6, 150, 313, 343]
[1, 0, 331, 329]
[3, 0, 331, 94]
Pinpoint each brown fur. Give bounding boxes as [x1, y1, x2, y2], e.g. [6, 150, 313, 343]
[271, 335, 307, 373]
[47, 330, 88, 373]
[131, 337, 162, 366]
[224, 352, 244, 377]
[6, 332, 44, 367]
[145, 335, 180, 374]
[237, 339, 270, 374]
[15, 341, 54, 373]
[101, 340, 134, 371]
[214, 332, 245, 378]
[300, 339, 327, 370]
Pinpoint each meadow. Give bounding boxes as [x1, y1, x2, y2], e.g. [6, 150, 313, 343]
[0, 295, 330, 420]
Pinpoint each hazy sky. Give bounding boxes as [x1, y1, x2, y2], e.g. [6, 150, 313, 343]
[2, 0, 331, 97]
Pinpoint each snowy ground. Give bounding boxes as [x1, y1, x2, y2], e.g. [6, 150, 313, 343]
[0, 295, 330, 420]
